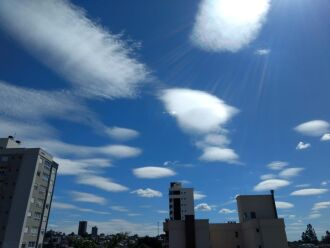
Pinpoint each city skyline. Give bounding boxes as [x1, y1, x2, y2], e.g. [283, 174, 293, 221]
[0, 0, 329, 241]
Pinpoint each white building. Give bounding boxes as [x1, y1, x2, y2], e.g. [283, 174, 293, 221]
[169, 182, 194, 220]
[0, 136, 58, 248]
[164, 183, 289, 248]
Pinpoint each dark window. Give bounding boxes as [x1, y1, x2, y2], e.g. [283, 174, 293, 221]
[251, 212, 256, 219]
[37, 171, 41, 176]
[169, 190, 180, 195]
[256, 228, 260, 233]
[243, 212, 248, 220]
[237, 246, 240, 248]
[235, 231, 238, 238]
[173, 198, 181, 220]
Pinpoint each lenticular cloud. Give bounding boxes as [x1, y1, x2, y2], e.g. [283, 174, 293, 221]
[191, 0, 270, 52]
[0, 0, 149, 99]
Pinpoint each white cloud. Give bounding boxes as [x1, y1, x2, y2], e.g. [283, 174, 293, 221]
[321, 133, 330, 141]
[279, 168, 304, 178]
[132, 166, 176, 179]
[312, 201, 330, 211]
[255, 48, 270, 55]
[219, 208, 236, 214]
[106, 127, 139, 141]
[294, 120, 330, 137]
[110, 206, 129, 212]
[291, 188, 328, 196]
[266, 161, 288, 170]
[76, 175, 128, 192]
[160, 88, 238, 134]
[56, 157, 111, 175]
[260, 173, 276, 180]
[321, 181, 329, 186]
[296, 142, 311, 150]
[194, 191, 207, 200]
[160, 88, 239, 164]
[30, 139, 142, 159]
[275, 201, 294, 209]
[195, 203, 212, 211]
[71, 191, 106, 205]
[0, 0, 149, 99]
[190, 0, 270, 52]
[131, 188, 162, 198]
[52, 201, 109, 215]
[254, 179, 291, 191]
[196, 134, 230, 148]
[199, 147, 239, 163]
[308, 213, 321, 219]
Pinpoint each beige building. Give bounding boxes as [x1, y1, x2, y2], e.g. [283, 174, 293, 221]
[0, 137, 58, 248]
[164, 183, 288, 248]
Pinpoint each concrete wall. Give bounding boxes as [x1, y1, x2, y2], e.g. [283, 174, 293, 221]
[237, 195, 276, 223]
[210, 223, 242, 248]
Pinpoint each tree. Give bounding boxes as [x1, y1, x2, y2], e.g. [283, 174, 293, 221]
[322, 230, 330, 244]
[301, 224, 318, 244]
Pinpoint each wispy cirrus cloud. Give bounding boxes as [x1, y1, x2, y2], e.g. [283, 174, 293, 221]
[275, 201, 294, 209]
[56, 158, 111, 175]
[279, 168, 304, 178]
[76, 175, 128, 192]
[30, 139, 142, 159]
[191, 0, 270, 52]
[294, 120, 330, 137]
[312, 201, 330, 211]
[160, 88, 239, 164]
[0, 0, 149, 99]
[219, 208, 236, 214]
[266, 161, 289, 170]
[110, 206, 129, 212]
[291, 188, 328, 196]
[254, 179, 291, 191]
[132, 166, 176, 179]
[106, 127, 139, 141]
[260, 174, 276, 180]
[131, 188, 163, 198]
[71, 191, 107, 205]
[255, 48, 271, 55]
[52, 201, 109, 215]
[296, 142, 311, 150]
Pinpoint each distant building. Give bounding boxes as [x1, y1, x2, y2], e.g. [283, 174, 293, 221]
[169, 182, 194, 221]
[164, 182, 289, 248]
[91, 226, 98, 236]
[0, 136, 58, 248]
[78, 221, 87, 236]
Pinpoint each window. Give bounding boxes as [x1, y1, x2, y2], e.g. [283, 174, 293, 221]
[169, 190, 180, 195]
[235, 231, 238, 238]
[24, 227, 29, 233]
[21, 243, 26, 248]
[34, 212, 42, 220]
[27, 211, 32, 217]
[256, 228, 260, 233]
[30, 197, 35, 203]
[251, 212, 256, 219]
[243, 212, 248, 220]
[37, 171, 41, 176]
[36, 199, 43, 208]
[28, 241, 35, 247]
[34, 183, 38, 190]
[42, 172, 49, 181]
[39, 185, 47, 193]
[30, 227, 38, 235]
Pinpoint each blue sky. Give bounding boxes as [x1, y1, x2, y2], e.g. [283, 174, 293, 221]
[0, 0, 329, 241]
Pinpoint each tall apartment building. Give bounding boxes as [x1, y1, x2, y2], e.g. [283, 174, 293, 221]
[0, 137, 58, 248]
[78, 221, 88, 236]
[164, 183, 289, 248]
[91, 226, 98, 237]
[169, 182, 194, 221]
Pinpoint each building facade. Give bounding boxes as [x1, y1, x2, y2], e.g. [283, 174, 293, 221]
[78, 221, 88, 236]
[91, 226, 98, 236]
[164, 183, 289, 248]
[0, 137, 58, 248]
[169, 182, 194, 221]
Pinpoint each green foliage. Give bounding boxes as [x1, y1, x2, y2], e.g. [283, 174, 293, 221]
[301, 224, 318, 244]
[74, 239, 97, 248]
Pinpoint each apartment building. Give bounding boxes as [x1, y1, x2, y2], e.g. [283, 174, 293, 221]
[164, 183, 288, 248]
[169, 182, 194, 221]
[0, 137, 58, 248]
